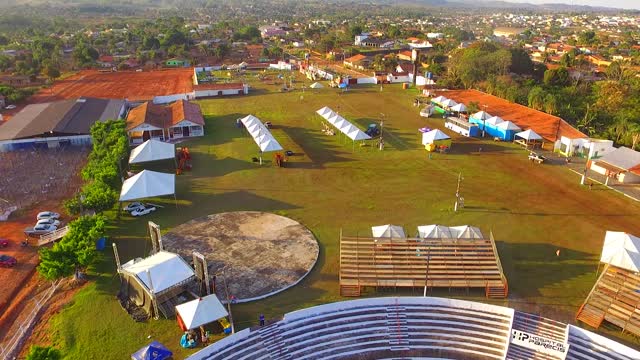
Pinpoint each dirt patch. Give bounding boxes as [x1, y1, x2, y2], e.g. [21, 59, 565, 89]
[29, 68, 194, 103]
[163, 211, 319, 302]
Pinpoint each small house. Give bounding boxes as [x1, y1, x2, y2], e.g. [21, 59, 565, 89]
[165, 58, 189, 67]
[126, 100, 205, 145]
[589, 147, 640, 184]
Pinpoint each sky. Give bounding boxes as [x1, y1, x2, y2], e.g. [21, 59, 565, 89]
[502, 0, 640, 10]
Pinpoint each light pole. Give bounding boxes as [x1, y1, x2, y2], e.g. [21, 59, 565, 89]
[379, 113, 385, 151]
[454, 172, 464, 212]
[481, 105, 488, 138]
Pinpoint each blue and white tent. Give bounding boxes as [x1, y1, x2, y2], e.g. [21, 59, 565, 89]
[131, 341, 172, 360]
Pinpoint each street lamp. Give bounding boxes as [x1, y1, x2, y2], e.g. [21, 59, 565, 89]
[481, 105, 488, 138]
[379, 113, 385, 151]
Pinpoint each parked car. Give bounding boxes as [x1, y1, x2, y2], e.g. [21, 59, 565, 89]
[4, 105, 16, 110]
[0, 254, 17, 267]
[123, 202, 146, 212]
[0, 238, 8, 248]
[131, 205, 157, 217]
[36, 218, 61, 227]
[36, 211, 60, 220]
[528, 152, 547, 164]
[24, 223, 58, 237]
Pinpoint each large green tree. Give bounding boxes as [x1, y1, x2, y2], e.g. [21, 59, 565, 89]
[26, 346, 62, 360]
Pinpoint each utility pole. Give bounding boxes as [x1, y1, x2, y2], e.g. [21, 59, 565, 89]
[454, 172, 464, 212]
[481, 105, 488, 138]
[379, 113, 385, 151]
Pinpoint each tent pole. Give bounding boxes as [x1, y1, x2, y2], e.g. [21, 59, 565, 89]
[174, 194, 178, 209]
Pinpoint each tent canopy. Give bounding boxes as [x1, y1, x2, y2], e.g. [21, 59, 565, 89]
[472, 111, 491, 120]
[310, 82, 324, 89]
[119, 170, 175, 202]
[121, 251, 195, 294]
[422, 129, 451, 145]
[515, 129, 543, 141]
[450, 103, 467, 112]
[129, 139, 176, 165]
[440, 99, 458, 108]
[316, 107, 371, 141]
[449, 225, 484, 239]
[131, 341, 172, 360]
[371, 224, 406, 239]
[417, 225, 453, 239]
[485, 116, 504, 126]
[240, 115, 283, 153]
[497, 120, 521, 131]
[601, 231, 640, 272]
[176, 294, 229, 330]
[432, 96, 448, 104]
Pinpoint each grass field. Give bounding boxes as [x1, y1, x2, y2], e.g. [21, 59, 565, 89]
[44, 74, 640, 359]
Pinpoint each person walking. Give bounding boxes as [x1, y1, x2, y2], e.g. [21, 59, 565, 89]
[259, 314, 265, 326]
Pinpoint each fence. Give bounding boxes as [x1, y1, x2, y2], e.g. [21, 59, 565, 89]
[0, 279, 62, 360]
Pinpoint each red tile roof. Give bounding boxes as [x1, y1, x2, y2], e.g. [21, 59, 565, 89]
[193, 83, 245, 90]
[345, 54, 368, 63]
[444, 89, 586, 141]
[126, 100, 204, 131]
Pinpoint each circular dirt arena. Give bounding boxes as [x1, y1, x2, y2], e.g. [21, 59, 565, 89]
[163, 211, 319, 302]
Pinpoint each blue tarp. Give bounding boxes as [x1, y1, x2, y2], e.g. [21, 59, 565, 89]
[131, 341, 173, 360]
[96, 237, 106, 251]
[469, 117, 517, 141]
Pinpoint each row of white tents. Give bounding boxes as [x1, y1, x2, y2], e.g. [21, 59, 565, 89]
[371, 224, 484, 240]
[470, 110, 543, 143]
[240, 115, 283, 153]
[316, 106, 371, 141]
[432, 95, 467, 113]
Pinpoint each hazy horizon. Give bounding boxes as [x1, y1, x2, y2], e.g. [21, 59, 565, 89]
[498, 0, 640, 10]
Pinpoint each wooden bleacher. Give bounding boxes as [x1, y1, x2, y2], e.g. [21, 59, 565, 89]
[339, 232, 508, 298]
[576, 264, 640, 336]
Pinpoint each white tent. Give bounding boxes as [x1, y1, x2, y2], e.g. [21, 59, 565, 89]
[175, 294, 229, 330]
[440, 99, 458, 108]
[240, 115, 283, 153]
[472, 111, 492, 120]
[515, 129, 543, 141]
[450, 103, 467, 112]
[485, 116, 504, 126]
[421, 129, 451, 145]
[417, 225, 453, 239]
[315, 107, 371, 144]
[497, 121, 521, 131]
[310, 82, 324, 89]
[600, 231, 640, 272]
[129, 139, 176, 165]
[449, 225, 484, 239]
[432, 96, 448, 104]
[121, 251, 195, 294]
[371, 224, 406, 239]
[119, 170, 176, 202]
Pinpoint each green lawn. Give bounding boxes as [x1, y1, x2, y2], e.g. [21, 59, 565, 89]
[46, 76, 640, 358]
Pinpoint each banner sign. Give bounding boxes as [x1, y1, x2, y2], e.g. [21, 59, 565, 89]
[511, 329, 569, 358]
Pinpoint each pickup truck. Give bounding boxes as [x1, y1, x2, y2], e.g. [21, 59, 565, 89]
[528, 152, 547, 164]
[24, 223, 57, 237]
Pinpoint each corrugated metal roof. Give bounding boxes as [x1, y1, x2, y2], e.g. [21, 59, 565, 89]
[0, 98, 124, 141]
[598, 147, 640, 171]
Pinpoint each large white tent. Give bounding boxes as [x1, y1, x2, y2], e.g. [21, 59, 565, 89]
[421, 129, 451, 145]
[175, 294, 229, 330]
[315, 107, 371, 143]
[310, 82, 324, 89]
[119, 170, 175, 202]
[417, 225, 453, 239]
[449, 225, 484, 239]
[497, 121, 522, 131]
[472, 111, 491, 120]
[240, 115, 283, 153]
[515, 129, 543, 142]
[600, 231, 640, 272]
[440, 99, 458, 109]
[371, 224, 406, 239]
[121, 251, 195, 295]
[450, 103, 467, 113]
[485, 116, 505, 126]
[129, 139, 176, 165]
[432, 96, 448, 104]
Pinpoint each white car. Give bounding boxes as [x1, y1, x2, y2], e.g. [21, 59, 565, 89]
[131, 205, 156, 217]
[4, 105, 16, 110]
[25, 223, 58, 236]
[36, 218, 61, 227]
[123, 202, 145, 212]
[37, 211, 61, 220]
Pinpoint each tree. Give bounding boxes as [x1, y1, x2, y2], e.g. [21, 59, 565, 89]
[509, 48, 534, 75]
[161, 28, 187, 47]
[372, 54, 385, 71]
[142, 36, 160, 50]
[73, 43, 99, 67]
[26, 346, 62, 360]
[527, 86, 545, 110]
[349, 24, 363, 38]
[81, 180, 118, 213]
[0, 34, 9, 46]
[44, 65, 60, 82]
[233, 26, 261, 42]
[578, 30, 596, 45]
[543, 93, 558, 115]
[543, 67, 569, 87]
[213, 44, 229, 59]
[38, 215, 106, 281]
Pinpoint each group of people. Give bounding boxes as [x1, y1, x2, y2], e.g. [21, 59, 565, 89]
[181, 326, 210, 348]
